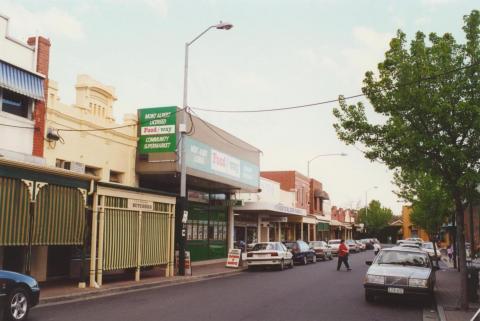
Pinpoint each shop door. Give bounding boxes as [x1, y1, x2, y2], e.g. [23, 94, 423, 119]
[47, 246, 71, 278]
[3, 246, 26, 273]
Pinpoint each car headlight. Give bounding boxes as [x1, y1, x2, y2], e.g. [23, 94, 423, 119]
[366, 274, 385, 284]
[408, 278, 428, 288]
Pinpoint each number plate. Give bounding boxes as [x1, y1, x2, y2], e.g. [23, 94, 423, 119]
[387, 287, 404, 294]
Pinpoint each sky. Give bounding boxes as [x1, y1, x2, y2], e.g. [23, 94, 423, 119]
[1, 0, 478, 215]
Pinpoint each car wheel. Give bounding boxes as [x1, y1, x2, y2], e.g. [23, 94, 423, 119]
[329, 254, 333, 260]
[279, 260, 285, 271]
[365, 290, 375, 303]
[302, 256, 308, 265]
[312, 255, 317, 263]
[5, 287, 30, 321]
[290, 259, 294, 268]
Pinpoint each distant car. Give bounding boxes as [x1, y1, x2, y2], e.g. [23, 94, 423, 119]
[364, 246, 436, 303]
[247, 242, 294, 270]
[356, 240, 366, 251]
[328, 239, 341, 256]
[406, 238, 424, 245]
[0, 269, 40, 321]
[346, 239, 359, 253]
[421, 242, 439, 260]
[309, 241, 333, 261]
[399, 241, 422, 249]
[360, 239, 374, 250]
[284, 240, 317, 265]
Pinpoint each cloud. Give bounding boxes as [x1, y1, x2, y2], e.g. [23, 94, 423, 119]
[421, 0, 454, 7]
[0, 1, 85, 40]
[104, 0, 168, 16]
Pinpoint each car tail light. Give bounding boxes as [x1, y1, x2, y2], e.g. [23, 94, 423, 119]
[247, 253, 253, 257]
[270, 252, 278, 257]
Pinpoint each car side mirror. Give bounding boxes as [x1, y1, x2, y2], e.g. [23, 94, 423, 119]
[365, 261, 373, 266]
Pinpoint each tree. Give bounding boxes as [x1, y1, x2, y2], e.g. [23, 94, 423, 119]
[333, 11, 480, 309]
[395, 170, 454, 266]
[358, 200, 394, 237]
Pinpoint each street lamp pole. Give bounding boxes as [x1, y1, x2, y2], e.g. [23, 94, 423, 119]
[307, 153, 347, 177]
[178, 22, 233, 275]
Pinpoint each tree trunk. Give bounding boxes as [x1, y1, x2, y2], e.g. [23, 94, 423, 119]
[454, 194, 468, 310]
[469, 203, 475, 260]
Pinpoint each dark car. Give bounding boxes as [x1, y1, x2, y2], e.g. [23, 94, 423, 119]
[0, 270, 40, 321]
[364, 246, 436, 303]
[283, 240, 316, 265]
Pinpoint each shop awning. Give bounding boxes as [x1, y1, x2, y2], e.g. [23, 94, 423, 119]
[234, 201, 307, 216]
[0, 60, 45, 101]
[330, 220, 342, 226]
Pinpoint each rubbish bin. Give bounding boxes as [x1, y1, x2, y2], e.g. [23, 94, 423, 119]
[467, 266, 479, 302]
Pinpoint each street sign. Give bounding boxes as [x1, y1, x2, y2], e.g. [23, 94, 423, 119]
[182, 210, 188, 223]
[226, 249, 242, 268]
[138, 106, 177, 153]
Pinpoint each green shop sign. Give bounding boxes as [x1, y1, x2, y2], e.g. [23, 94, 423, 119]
[138, 106, 177, 153]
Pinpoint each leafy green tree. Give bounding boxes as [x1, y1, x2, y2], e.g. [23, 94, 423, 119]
[358, 200, 394, 236]
[395, 170, 453, 265]
[333, 11, 480, 309]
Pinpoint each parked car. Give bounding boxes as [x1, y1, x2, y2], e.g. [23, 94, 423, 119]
[0, 269, 40, 321]
[356, 240, 366, 251]
[364, 246, 436, 303]
[406, 238, 424, 245]
[283, 240, 317, 265]
[246, 242, 294, 270]
[346, 239, 359, 253]
[360, 239, 374, 250]
[328, 239, 341, 256]
[309, 241, 333, 261]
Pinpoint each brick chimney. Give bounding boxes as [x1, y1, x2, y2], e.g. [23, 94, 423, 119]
[27, 36, 51, 157]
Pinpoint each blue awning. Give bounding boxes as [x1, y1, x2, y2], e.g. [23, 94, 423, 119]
[0, 60, 45, 101]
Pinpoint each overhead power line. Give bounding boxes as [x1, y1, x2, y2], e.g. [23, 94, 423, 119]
[190, 61, 480, 113]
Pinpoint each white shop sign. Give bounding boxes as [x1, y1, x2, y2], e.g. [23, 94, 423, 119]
[127, 199, 154, 211]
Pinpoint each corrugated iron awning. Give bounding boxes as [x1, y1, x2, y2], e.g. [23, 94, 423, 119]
[0, 60, 45, 101]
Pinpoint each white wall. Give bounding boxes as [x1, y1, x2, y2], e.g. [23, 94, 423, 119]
[0, 15, 36, 73]
[0, 111, 34, 155]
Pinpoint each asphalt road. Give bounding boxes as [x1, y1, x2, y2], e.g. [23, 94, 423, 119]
[30, 250, 427, 321]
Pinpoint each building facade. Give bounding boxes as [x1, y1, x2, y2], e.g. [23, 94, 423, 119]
[45, 75, 138, 185]
[260, 171, 318, 241]
[401, 206, 430, 241]
[136, 108, 261, 262]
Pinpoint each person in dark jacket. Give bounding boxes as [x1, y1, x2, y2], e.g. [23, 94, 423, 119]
[337, 239, 351, 271]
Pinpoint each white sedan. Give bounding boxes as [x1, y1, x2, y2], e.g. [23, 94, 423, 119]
[246, 242, 294, 270]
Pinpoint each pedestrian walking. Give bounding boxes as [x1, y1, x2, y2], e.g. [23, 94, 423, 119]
[373, 242, 381, 256]
[447, 244, 453, 262]
[337, 239, 351, 271]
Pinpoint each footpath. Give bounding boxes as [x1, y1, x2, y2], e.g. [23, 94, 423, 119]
[434, 257, 480, 321]
[39, 261, 246, 307]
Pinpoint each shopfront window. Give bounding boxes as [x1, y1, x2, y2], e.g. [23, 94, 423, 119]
[185, 193, 228, 261]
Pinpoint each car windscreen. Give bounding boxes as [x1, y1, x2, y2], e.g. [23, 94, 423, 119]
[252, 243, 275, 251]
[422, 243, 434, 249]
[328, 240, 340, 245]
[376, 250, 430, 267]
[309, 242, 321, 247]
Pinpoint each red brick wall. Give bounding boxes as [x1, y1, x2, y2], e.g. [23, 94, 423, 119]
[27, 36, 51, 157]
[309, 179, 323, 215]
[261, 171, 295, 191]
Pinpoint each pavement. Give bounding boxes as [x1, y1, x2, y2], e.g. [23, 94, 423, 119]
[434, 256, 480, 321]
[39, 261, 246, 306]
[30, 250, 427, 321]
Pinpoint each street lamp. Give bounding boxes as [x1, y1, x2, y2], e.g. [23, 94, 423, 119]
[307, 153, 347, 177]
[178, 21, 233, 276]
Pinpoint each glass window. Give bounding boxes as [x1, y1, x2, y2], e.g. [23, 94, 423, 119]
[252, 243, 275, 251]
[376, 250, 430, 267]
[1, 89, 32, 118]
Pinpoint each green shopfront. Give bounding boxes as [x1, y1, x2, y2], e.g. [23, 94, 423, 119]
[136, 108, 261, 263]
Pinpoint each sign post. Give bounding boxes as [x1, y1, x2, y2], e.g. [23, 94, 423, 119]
[226, 249, 242, 268]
